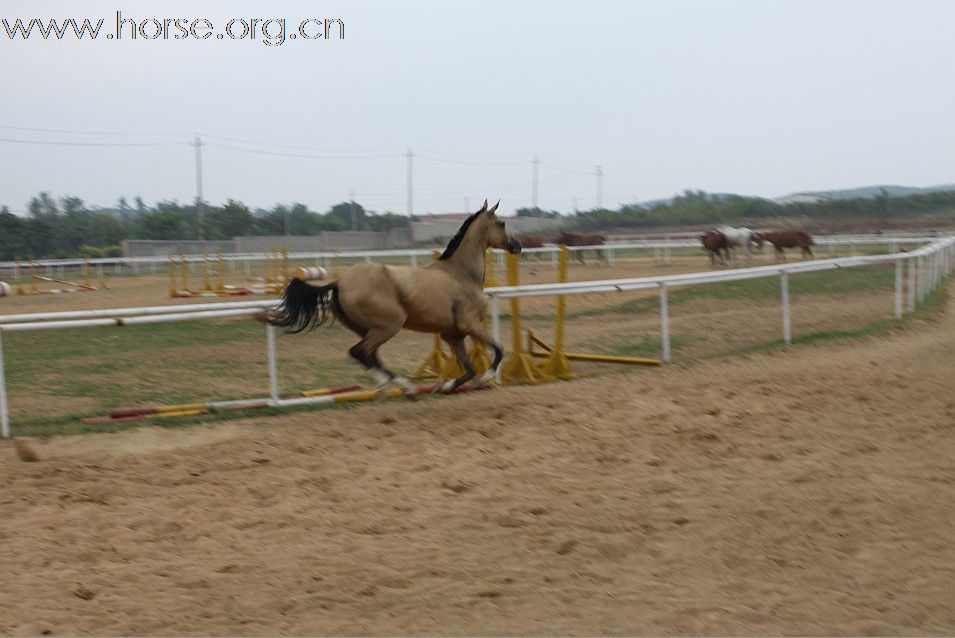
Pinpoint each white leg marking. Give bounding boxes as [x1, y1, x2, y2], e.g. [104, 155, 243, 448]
[439, 379, 456, 393]
[473, 370, 495, 388]
[371, 369, 391, 390]
[393, 376, 416, 395]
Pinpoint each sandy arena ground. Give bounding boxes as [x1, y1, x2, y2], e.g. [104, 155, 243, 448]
[0, 277, 952, 635]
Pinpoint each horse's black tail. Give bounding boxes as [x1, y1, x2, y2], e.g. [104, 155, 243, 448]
[267, 278, 337, 333]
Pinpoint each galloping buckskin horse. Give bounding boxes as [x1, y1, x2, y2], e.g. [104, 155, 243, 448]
[267, 200, 522, 394]
[556, 231, 607, 265]
[757, 229, 815, 261]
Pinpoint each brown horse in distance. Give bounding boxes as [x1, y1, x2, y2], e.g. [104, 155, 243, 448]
[757, 230, 815, 261]
[700, 230, 729, 267]
[518, 234, 547, 260]
[556, 231, 607, 265]
[268, 200, 522, 394]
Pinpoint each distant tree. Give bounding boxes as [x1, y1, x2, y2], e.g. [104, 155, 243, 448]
[206, 199, 254, 239]
[515, 206, 559, 219]
[117, 196, 131, 221]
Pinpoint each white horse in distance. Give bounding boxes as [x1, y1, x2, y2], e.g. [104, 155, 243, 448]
[717, 226, 759, 264]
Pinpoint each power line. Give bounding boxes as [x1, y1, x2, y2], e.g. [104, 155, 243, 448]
[415, 153, 527, 167]
[204, 141, 402, 160]
[0, 136, 185, 147]
[539, 161, 594, 176]
[197, 132, 401, 154]
[0, 124, 186, 137]
[538, 154, 595, 171]
[0, 125, 596, 170]
[413, 147, 528, 162]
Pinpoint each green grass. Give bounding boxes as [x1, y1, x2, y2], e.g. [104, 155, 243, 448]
[4, 269, 947, 438]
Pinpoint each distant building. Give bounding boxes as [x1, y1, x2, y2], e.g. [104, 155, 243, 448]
[775, 193, 825, 205]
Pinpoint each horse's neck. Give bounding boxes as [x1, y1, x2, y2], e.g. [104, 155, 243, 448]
[445, 223, 488, 285]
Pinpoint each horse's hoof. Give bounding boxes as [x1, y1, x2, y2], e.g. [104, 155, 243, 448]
[438, 380, 457, 394]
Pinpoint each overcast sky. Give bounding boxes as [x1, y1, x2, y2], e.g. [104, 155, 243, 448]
[2, 0, 953, 216]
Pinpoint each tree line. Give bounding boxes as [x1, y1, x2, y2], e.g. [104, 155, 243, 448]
[574, 189, 955, 231]
[0, 194, 410, 260]
[2, 189, 953, 260]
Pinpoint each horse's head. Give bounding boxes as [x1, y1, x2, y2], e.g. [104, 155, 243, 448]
[480, 200, 522, 254]
[753, 232, 765, 249]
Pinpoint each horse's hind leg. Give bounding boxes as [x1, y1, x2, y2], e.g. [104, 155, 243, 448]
[463, 323, 504, 388]
[349, 325, 415, 396]
[435, 334, 476, 393]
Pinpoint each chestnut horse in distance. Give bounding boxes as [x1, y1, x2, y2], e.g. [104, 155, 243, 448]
[700, 230, 729, 267]
[757, 230, 815, 261]
[556, 231, 608, 265]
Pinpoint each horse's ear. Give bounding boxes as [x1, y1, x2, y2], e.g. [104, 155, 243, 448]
[487, 200, 500, 215]
[477, 199, 488, 214]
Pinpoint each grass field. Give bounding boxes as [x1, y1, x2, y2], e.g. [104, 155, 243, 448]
[1, 254, 926, 436]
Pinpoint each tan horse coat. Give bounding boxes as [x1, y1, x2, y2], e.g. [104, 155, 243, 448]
[269, 200, 522, 393]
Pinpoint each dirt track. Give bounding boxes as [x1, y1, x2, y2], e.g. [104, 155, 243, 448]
[1, 285, 953, 636]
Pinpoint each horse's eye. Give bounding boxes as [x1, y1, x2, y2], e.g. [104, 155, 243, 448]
[497, 221, 505, 228]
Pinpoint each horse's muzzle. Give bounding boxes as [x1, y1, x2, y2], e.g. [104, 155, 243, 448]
[506, 237, 522, 254]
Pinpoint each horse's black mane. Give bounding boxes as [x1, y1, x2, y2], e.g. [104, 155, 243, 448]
[439, 209, 486, 260]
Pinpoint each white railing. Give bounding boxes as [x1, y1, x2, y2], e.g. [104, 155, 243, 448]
[1, 235, 952, 438]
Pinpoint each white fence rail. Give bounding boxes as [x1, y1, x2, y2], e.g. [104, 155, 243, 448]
[1, 236, 952, 438]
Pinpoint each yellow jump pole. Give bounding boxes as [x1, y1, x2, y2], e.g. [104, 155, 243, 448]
[179, 252, 189, 293]
[500, 252, 551, 384]
[283, 247, 290, 282]
[413, 250, 452, 379]
[203, 254, 213, 291]
[29, 258, 38, 294]
[528, 332, 660, 366]
[168, 255, 177, 297]
[14, 257, 24, 295]
[216, 252, 225, 292]
[541, 245, 573, 379]
[484, 249, 499, 287]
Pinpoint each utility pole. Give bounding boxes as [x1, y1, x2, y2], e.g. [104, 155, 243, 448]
[406, 147, 414, 218]
[531, 154, 540, 210]
[349, 188, 357, 231]
[193, 134, 204, 240]
[595, 164, 604, 209]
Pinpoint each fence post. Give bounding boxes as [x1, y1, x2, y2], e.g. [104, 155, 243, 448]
[894, 258, 903, 320]
[266, 323, 279, 404]
[0, 330, 9, 439]
[659, 283, 671, 362]
[919, 256, 926, 302]
[907, 256, 916, 312]
[780, 271, 792, 344]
